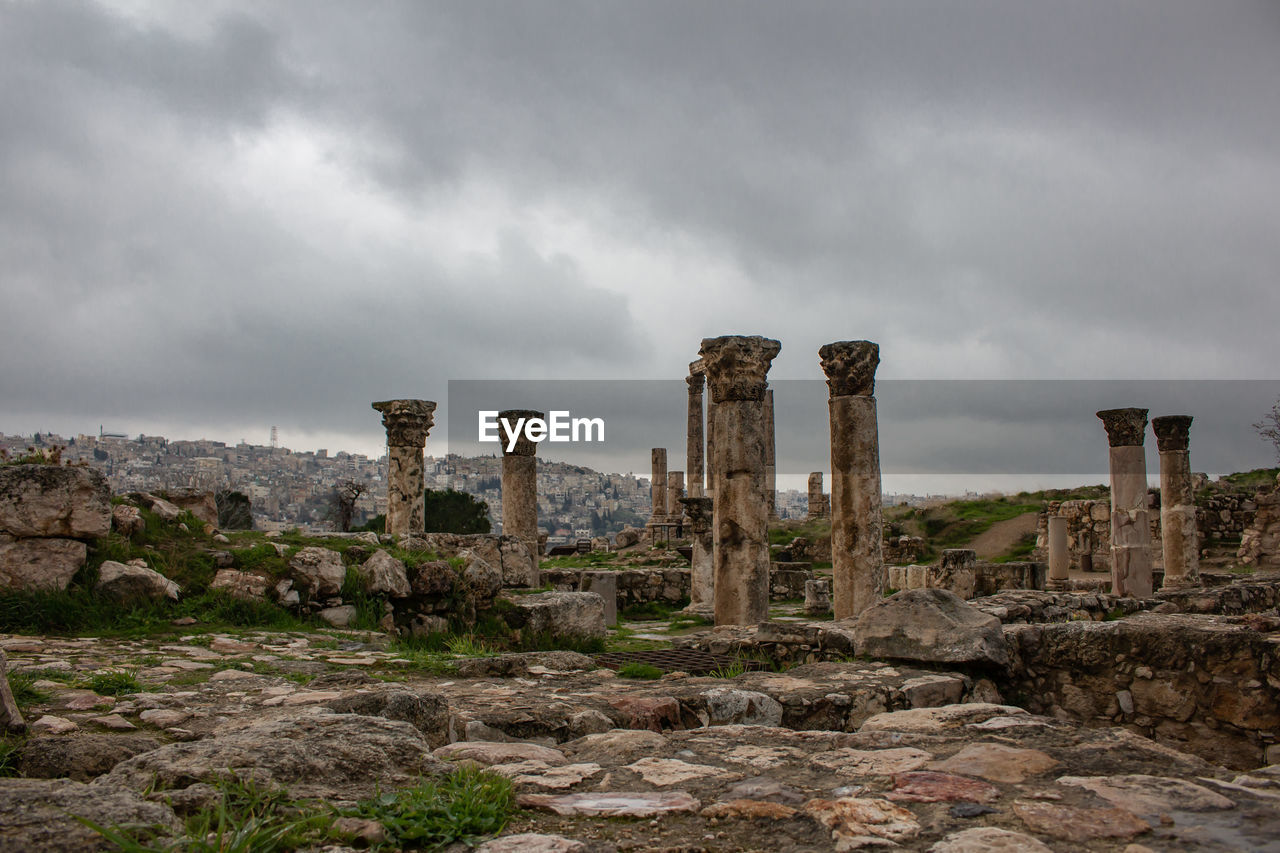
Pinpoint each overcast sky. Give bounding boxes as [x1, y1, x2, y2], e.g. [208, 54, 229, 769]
[3, 1, 1279, 489]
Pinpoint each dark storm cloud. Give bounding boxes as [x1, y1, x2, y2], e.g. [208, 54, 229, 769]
[1, 1, 1278, 477]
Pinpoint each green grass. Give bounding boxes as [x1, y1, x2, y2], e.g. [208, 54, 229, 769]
[768, 517, 833, 546]
[992, 531, 1038, 563]
[709, 661, 747, 679]
[445, 634, 497, 657]
[1205, 468, 1280, 494]
[617, 662, 663, 679]
[539, 552, 623, 569]
[666, 612, 712, 632]
[81, 773, 334, 852]
[350, 766, 514, 849]
[619, 600, 688, 622]
[0, 737, 21, 777]
[86, 669, 144, 696]
[6, 671, 48, 708]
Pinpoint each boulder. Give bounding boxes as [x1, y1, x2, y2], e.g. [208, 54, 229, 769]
[0, 536, 86, 591]
[853, 588, 1008, 667]
[289, 546, 346, 599]
[317, 605, 358, 627]
[461, 550, 503, 602]
[97, 712, 447, 800]
[501, 591, 606, 640]
[615, 527, 642, 549]
[0, 777, 179, 853]
[499, 536, 538, 587]
[325, 690, 453, 747]
[358, 550, 410, 598]
[164, 490, 218, 525]
[95, 560, 180, 603]
[0, 465, 111, 539]
[208, 569, 270, 600]
[110, 505, 144, 537]
[127, 492, 181, 522]
[17, 734, 162, 781]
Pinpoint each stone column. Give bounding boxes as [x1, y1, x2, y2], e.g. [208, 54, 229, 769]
[808, 472, 826, 519]
[371, 399, 436, 537]
[499, 409, 542, 585]
[763, 388, 777, 519]
[1097, 408, 1153, 598]
[700, 334, 780, 626]
[679, 496, 713, 614]
[687, 364, 706, 498]
[666, 471, 685, 518]
[649, 448, 667, 526]
[706, 398, 717, 501]
[1047, 515, 1069, 591]
[820, 340, 885, 620]
[1153, 415, 1199, 590]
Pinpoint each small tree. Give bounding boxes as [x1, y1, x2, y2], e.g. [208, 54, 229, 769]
[1254, 399, 1280, 464]
[423, 489, 491, 534]
[330, 480, 368, 532]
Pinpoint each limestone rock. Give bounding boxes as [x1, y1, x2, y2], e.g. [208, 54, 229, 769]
[317, 605, 357, 628]
[111, 504, 144, 537]
[564, 729, 670, 763]
[502, 591, 606, 640]
[99, 713, 446, 800]
[853, 588, 1009, 667]
[434, 741, 568, 766]
[928, 742, 1059, 783]
[358, 549, 410, 598]
[95, 560, 180, 603]
[208, 569, 270, 600]
[860, 703, 1028, 734]
[476, 833, 587, 853]
[0, 465, 111, 538]
[17, 734, 161, 781]
[929, 827, 1053, 853]
[0, 537, 86, 591]
[518, 791, 700, 817]
[1012, 800, 1149, 842]
[0, 777, 180, 853]
[1057, 774, 1235, 820]
[326, 690, 453, 747]
[702, 687, 784, 726]
[461, 550, 503, 601]
[290, 547, 346, 599]
[804, 795, 920, 848]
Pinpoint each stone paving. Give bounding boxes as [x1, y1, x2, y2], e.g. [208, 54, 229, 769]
[4, 628, 1280, 851]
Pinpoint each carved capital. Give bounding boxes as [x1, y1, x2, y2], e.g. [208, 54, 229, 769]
[678, 496, 713, 527]
[497, 409, 544, 456]
[1096, 408, 1149, 447]
[819, 340, 880, 397]
[1152, 415, 1192, 453]
[372, 399, 436, 447]
[698, 335, 781, 403]
[686, 368, 705, 394]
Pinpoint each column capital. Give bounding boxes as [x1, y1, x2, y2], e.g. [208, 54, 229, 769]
[679, 496, 712, 526]
[698, 335, 781, 403]
[686, 367, 705, 393]
[1096, 407, 1149, 447]
[819, 340, 880, 397]
[497, 409, 543, 456]
[371, 399, 436, 447]
[1152, 415, 1192, 452]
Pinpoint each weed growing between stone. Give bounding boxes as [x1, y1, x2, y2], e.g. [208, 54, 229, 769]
[617, 662, 663, 679]
[86, 669, 144, 696]
[349, 766, 515, 849]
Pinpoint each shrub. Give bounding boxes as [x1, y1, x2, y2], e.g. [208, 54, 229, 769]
[349, 766, 514, 849]
[617, 662, 663, 679]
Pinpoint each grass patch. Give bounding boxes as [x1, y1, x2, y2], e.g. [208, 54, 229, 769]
[445, 634, 497, 657]
[619, 600, 686, 622]
[666, 612, 712, 632]
[6, 671, 48, 708]
[86, 669, 144, 696]
[539, 552, 621, 569]
[617, 662, 663, 679]
[82, 773, 333, 852]
[708, 661, 747, 679]
[349, 765, 514, 849]
[992, 531, 1038, 563]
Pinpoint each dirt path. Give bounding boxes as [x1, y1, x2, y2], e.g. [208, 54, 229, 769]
[967, 511, 1038, 559]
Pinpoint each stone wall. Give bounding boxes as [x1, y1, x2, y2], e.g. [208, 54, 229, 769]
[541, 564, 813, 608]
[1197, 490, 1259, 544]
[1002, 612, 1280, 769]
[1238, 486, 1280, 569]
[0, 465, 111, 592]
[882, 535, 926, 566]
[887, 560, 1045, 599]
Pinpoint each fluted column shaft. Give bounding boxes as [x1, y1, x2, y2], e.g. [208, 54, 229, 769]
[649, 448, 667, 524]
[687, 365, 706, 498]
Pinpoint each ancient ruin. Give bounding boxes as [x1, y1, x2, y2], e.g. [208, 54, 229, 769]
[686, 362, 705, 498]
[1047, 514, 1069, 590]
[699, 334, 780, 626]
[1153, 414, 1200, 589]
[370, 399, 436, 536]
[763, 388, 777, 520]
[807, 471, 830, 519]
[678, 495, 713, 614]
[649, 447, 667, 527]
[498, 408, 542, 586]
[820, 340, 885, 619]
[1097, 407, 1154, 597]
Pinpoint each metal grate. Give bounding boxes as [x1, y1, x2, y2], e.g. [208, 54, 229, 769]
[594, 649, 769, 676]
